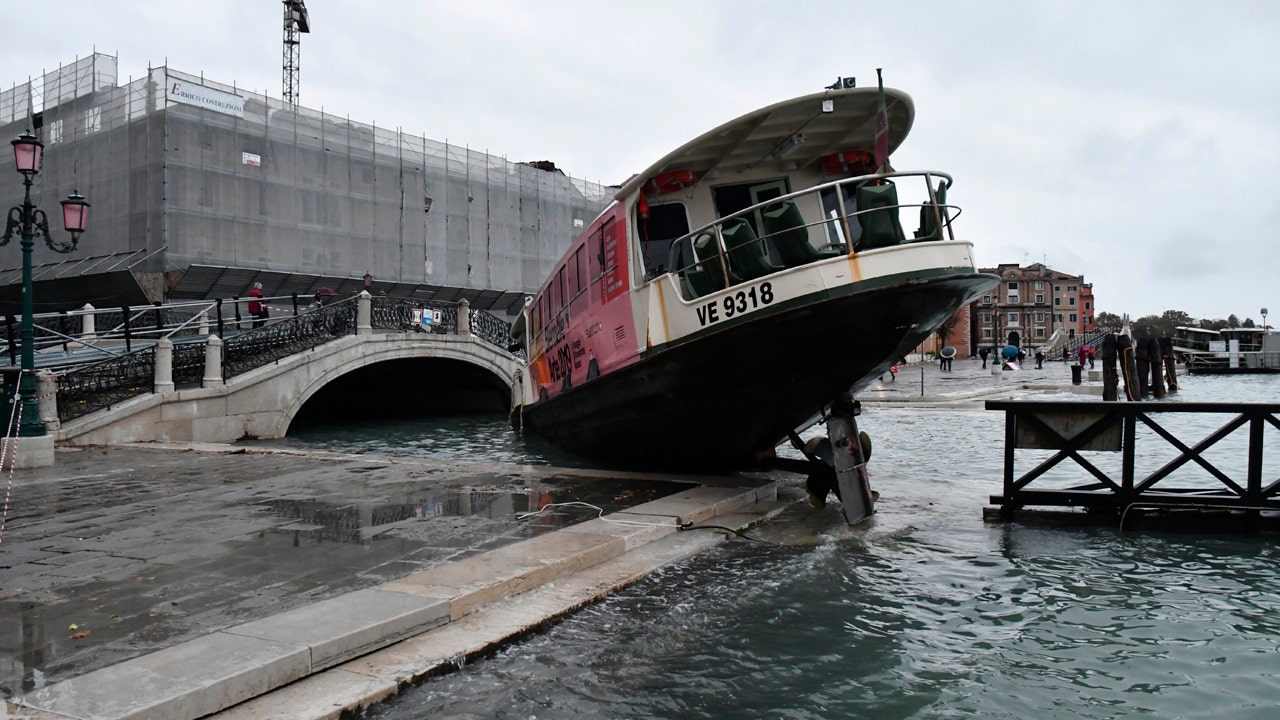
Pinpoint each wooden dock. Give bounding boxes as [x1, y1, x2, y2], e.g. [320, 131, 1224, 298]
[985, 400, 1280, 533]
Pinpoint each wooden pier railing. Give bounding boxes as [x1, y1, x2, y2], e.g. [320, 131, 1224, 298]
[986, 400, 1280, 531]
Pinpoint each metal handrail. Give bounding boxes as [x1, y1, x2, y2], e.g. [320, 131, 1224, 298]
[666, 170, 960, 300]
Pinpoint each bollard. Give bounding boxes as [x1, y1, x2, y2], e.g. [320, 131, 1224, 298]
[155, 337, 175, 394]
[36, 369, 59, 432]
[80, 303, 96, 341]
[1071, 363, 1083, 385]
[203, 335, 224, 386]
[357, 290, 372, 336]
[458, 298, 471, 336]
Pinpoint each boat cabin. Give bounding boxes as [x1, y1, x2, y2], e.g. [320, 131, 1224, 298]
[513, 85, 973, 409]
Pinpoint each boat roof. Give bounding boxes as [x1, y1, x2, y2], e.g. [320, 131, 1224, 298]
[616, 85, 915, 200]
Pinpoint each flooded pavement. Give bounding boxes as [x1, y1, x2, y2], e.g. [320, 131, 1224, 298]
[0, 357, 1091, 712]
[0, 444, 697, 698]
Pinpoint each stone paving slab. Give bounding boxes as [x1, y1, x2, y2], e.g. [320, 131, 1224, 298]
[379, 529, 628, 621]
[21, 632, 312, 720]
[560, 512, 681, 550]
[223, 588, 451, 671]
[621, 484, 764, 526]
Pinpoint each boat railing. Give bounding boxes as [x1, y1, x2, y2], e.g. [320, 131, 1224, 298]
[664, 170, 959, 301]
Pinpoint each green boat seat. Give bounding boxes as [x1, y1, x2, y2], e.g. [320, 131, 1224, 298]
[721, 218, 780, 281]
[682, 232, 735, 299]
[762, 201, 844, 268]
[855, 182, 906, 250]
[913, 182, 947, 242]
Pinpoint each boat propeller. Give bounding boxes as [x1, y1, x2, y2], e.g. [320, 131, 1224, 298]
[781, 394, 877, 524]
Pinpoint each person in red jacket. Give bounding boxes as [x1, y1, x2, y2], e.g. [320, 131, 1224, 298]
[247, 282, 268, 328]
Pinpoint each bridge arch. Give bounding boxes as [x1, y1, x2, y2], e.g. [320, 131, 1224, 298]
[275, 335, 520, 436]
[57, 332, 523, 447]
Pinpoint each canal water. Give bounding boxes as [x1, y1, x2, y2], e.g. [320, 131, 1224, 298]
[275, 374, 1280, 719]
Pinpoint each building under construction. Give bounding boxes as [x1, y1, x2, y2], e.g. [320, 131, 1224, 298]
[0, 54, 613, 316]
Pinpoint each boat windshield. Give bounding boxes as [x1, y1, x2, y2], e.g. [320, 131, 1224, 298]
[664, 171, 957, 301]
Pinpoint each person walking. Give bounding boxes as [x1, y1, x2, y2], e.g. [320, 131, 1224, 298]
[247, 282, 269, 329]
[1035, 348, 1045, 369]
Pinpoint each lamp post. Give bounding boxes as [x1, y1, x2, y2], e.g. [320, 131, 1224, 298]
[2, 131, 89, 437]
[991, 307, 1002, 354]
[1262, 307, 1269, 333]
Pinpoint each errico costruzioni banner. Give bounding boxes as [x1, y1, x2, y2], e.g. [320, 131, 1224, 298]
[166, 77, 245, 117]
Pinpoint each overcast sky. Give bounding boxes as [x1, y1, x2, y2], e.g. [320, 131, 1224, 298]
[5, 1, 1278, 324]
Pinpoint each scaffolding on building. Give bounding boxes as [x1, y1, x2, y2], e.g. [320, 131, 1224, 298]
[0, 53, 614, 316]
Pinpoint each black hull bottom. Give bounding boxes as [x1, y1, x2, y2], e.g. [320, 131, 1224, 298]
[519, 273, 993, 470]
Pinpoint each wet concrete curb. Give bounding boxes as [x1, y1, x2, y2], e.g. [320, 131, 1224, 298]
[857, 381, 1101, 409]
[13, 472, 783, 720]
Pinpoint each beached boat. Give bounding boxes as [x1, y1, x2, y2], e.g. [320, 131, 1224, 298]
[509, 77, 997, 488]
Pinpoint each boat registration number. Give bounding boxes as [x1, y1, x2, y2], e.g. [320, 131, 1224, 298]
[696, 282, 775, 327]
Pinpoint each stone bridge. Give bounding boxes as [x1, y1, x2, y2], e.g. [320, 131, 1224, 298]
[40, 294, 524, 447]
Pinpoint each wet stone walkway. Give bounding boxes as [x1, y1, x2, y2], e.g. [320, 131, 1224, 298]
[0, 445, 695, 698]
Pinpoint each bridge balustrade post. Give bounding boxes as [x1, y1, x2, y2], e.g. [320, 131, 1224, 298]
[458, 298, 471, 336]
[197, 311, 209, 336]
[80, 303, 96, 341]
[203, 335, 224, 387]
[36, 369, 59, 433]
[357, 291, 372, 336]
[155, 338, 175, 395]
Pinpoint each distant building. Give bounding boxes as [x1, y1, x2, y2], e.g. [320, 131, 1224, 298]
[915, 302, 976, 359]
[0, 54, 613, 316]
[969, 263, 1093, 351]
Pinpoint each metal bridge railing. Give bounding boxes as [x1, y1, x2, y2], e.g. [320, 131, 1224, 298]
[51, 294, 518, 424]
[55, 347, 158, 422]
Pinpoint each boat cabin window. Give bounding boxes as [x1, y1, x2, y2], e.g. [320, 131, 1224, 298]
[550, 266, 565, 315]
[569, 246, 588, 315]
[712, 180, 790, 234]
[640, 202, 690, 278]
[713, 180, 790, 264]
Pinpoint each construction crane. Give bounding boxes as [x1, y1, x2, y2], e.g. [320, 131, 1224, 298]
[282, 0, 311, 106]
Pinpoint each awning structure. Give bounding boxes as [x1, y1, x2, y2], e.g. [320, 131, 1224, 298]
[0, 249, 156, 314]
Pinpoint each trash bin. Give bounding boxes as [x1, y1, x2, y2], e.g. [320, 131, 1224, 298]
[1071, 363, 1083, 385]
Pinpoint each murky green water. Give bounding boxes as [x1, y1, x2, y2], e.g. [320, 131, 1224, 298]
[281, 375, 1280, 720]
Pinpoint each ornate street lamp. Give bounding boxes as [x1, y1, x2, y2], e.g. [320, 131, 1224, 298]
[1, 131, 89, 437]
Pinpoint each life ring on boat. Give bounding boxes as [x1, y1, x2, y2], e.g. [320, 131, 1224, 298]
[819, 150, 874, 175]
[642, 170, 698, 196]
